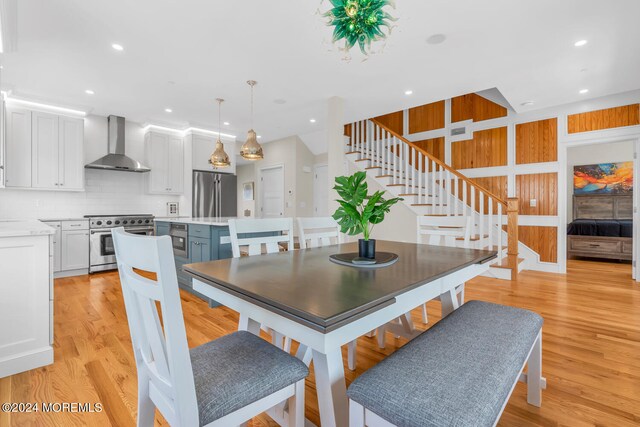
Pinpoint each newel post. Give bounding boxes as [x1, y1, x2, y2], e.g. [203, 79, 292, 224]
[507, 198, 519, 280]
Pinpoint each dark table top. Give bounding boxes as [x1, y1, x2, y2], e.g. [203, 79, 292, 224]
[185, 240, 496, 333]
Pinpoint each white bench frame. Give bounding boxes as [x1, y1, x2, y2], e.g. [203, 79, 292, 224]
[349, 329, 546, 427]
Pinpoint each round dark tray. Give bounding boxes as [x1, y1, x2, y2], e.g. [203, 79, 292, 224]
[329, 252, 398, 268]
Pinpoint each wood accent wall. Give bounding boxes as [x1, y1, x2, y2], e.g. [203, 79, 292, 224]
[373, 110, 404, 135]
[456, 176, 507, 214]
[451, 94, 508, 123]
[451, 127, 507, 169]
[516, 118, 558, 164]
[515, 173, 558, 215]
[518, 226, 557, 263]
[568, 104, 640, 134]
[408, 101, 445, 134]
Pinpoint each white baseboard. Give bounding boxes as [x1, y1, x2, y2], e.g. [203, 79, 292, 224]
[54, 268, 89, 279]
[0, 346, 53, 378]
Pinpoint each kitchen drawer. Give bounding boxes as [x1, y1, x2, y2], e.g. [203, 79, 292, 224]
[62, 220, 89, 231]
[570, 238, 622, 253]
[189, 224, 211, 238]
[623, 241, 633, 254]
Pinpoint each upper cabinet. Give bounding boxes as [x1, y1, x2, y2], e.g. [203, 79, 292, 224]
[145, 131, 184, 194]
[191, 133, 237, 175]
[4, 105, 84, 190]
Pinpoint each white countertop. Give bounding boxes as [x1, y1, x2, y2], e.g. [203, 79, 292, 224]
[155, 217, 240, 226]
[0, 220, 55, 237]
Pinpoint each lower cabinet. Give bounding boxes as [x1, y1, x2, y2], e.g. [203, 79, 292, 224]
[43, 220, 89, 276]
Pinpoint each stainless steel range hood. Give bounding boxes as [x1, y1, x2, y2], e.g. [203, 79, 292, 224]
[85, 115, 150, 173]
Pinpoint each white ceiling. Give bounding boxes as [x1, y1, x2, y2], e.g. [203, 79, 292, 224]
[2, 0, 640, 149]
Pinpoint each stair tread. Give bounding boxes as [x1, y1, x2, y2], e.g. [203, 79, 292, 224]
[399, 193, 419, 196]
[345, 151, 361, 155]
[457, 234, 489, 241]
[424, 214, 464, 217]
[365, 166, 382, 170]
[492, 257, 525, 269]
[411, 203, 446, 206]
[375, 175, 394, 178]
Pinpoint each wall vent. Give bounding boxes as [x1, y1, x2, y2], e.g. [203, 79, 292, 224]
[451, 127, 466, 136]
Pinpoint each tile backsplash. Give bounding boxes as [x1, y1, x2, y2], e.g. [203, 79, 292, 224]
[0, 169, 182, 219]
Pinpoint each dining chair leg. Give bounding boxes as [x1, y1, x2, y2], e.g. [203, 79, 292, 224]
[364, 330, 376, 338]
[440, 288, 460, 317]
[349, 399, 366, 427]
[238, 314, 261, 336]
[458, 283, 465, 305]
[347, 340, 357, 371]
[295, 343, 313, 366]
[288, 379, 306, 427]
[376, 326, 386, 349]
[283, 337, 292, 353]
[421, 303, 428, 324]
[527, 332, 543, 407]
[136, 372, 155, 427]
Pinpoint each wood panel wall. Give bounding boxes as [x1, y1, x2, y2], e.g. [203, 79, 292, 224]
[451, 94, 507, 123]
[451, 127, 507, 169]
[568, 104, 640, 134]
[408, 101, 445, 134]
[516, 118, 557, 164]
[518, 226, 557, 263]
[515, 173, 558, 215]
[373, 110, 404, 135]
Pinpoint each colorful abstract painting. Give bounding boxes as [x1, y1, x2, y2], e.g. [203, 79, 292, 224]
[574, 162, 633, 194]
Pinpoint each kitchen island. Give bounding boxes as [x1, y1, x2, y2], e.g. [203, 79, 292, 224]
[0, 220, 54, 378]
[155, 217, 240, 306]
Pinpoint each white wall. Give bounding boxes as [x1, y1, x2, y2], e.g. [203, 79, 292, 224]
[236, 164, 256, 217]
[0, 114, 181, 219]
[566, 140, 634, 222]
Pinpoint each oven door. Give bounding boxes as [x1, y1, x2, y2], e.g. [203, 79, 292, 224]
[90, 227, 154, 270]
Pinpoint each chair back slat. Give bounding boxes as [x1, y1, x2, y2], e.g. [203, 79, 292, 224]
[228, 218, 295, 258]
[297, 217, 342, 249]
[417, 216, 472, 249]
[111, 228, 199, 426]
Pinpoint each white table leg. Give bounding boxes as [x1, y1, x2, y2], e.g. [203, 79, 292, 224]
[238, 314, 261, 336]
[312, 348, 349, 427]
[440, 288, 460, 318]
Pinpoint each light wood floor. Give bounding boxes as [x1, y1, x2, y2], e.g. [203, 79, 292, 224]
[1, 260, 639, 426]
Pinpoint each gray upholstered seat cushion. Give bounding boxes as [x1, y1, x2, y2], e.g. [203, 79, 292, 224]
[190, 330, 308, 425]
[347, 300, 543, 427]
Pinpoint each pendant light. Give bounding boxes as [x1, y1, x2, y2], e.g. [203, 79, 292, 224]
[240, 80, 264, 160]
[209, 98, 231, 168]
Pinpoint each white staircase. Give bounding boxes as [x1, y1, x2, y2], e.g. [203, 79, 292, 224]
[345, 118, 535, 280]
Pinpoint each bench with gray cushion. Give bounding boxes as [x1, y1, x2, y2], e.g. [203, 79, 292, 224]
[347, 300, 545, 427]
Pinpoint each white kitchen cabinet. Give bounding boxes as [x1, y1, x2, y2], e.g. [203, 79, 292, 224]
[61, 229, 90, 271]
[58, 116, 85, 190]
[145, 131, 184, 194]
[4, 106, 84, 190]
[44, 221, 62, 273]
[191, 133, 236, 174]
[5, 106, 32, 188]
[32, 111, 60, 189]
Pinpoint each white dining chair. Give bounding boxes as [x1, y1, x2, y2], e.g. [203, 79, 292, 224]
[416, 215, 472, 322]
[112, 227, 307, 427]
[228, 218, 296, 351]
[297, 217, 360, 371]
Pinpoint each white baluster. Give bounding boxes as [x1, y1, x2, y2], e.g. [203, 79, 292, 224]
[438, 165, 444, 214]
[447, 171, 452, 216]
[377, 125, 382, 169]
[488, 197, 493, 252]
[497, 203, 503, 260]
[462, 180, 468, 218]
[412, 147, 417, 196]
[405, 144, 410, 194]
[470, 186, 476, 241]
[431, 160, 436, 211]
[453, 175, 459, 215]
[354, 121, 359, 156]
[418, 153, 423, 204]
[479, 192, 485, 249]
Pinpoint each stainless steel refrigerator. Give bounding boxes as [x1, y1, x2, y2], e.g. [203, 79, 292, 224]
[192, 171, 238, 217]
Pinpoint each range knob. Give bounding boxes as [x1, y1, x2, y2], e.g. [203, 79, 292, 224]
[96, 221, 103, 226]
[137, 219, 143, 224]
[114, 220, 120, 225]
[106, 220, 112, 225]
[122, 220, 128, 225]
[144, 219, 150, 224]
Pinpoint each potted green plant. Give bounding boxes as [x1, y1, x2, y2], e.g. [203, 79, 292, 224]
[332, 171, 403, 259]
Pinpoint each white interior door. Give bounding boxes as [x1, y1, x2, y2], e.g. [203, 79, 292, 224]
[314, 164, 329, 217]
[260, 165, 284, 218]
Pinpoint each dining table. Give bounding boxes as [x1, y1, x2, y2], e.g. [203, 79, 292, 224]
[185, 240, 496, 427]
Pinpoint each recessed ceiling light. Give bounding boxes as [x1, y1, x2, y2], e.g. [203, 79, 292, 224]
[521, 101, 534, 106]
[579, 89, 589, 94]
[111, 43, 124, 51]
[257, 135, 262, 139]
[404, 90, 413, 95]
[165, 108, 172, 113]
[85, 89, 95, 95]
[223, 121, 230, 126]
[426, 34, 447, 45]
[574, 40, 588, 47]
[0, 65, 4, 69]
[310, 118, 316, 123]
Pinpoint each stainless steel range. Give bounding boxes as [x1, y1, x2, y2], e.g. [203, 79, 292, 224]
[85, 214, 154, 273]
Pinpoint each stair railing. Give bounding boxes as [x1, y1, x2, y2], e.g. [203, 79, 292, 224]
[346, 118, 520, 279]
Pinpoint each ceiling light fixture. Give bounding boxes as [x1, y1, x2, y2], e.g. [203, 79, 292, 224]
[405, 90, 413, 95]
[574, 40, 588, 47]
[223, 121, 230, 126]
[85, 89, 95, 95]
[111, 43, 124, 51]
[310, 118, 317, 123]
[240, 80, 264, 161]
[579, 89, 589, 94]
[209, 98, 231, 168]
[165, 108, 173, 113]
